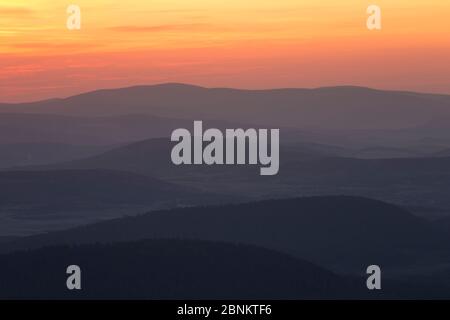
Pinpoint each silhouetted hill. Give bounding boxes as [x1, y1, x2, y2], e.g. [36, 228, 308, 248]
[0, 239, 366, 299]
[0, 143, 111, 168]
[434, 148, 450, 157]
[0, 236, 18, 244]
[26, 138, 450, 213]
[432, 216, 450, 232]
[0, 169, 203, 205]
[0, 169, 230, 235]
[352, 146, 426, 159]
[2, 196, 448, 275]
[25, 137, 323, 178]
[0, 113, 200, 145]
[0, 112, 353, 155]
[50, 137, 450, 181]
[1, 84, 450, 130]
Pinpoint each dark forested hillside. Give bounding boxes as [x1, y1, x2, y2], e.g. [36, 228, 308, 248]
[0, 239, 365, 299]
[2, 196, 449, 275]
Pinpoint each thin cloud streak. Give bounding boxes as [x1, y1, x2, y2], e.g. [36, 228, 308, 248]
[108, 23, 211, 33]
[0, 6, 34, 16]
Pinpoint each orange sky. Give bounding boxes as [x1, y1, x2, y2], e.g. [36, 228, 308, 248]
[1, 0, 450, 102]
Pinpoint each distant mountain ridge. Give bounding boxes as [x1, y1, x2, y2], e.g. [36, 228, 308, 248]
[1, 83, 450, 130]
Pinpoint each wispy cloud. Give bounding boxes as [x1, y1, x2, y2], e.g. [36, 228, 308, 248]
[108, 23, 210, 33]
[0, 64, 45, 78]
[0, 6, 34, 16]
[10, 42, 100, 50]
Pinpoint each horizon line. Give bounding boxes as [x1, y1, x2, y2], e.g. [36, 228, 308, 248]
[1, 82, 450, 105]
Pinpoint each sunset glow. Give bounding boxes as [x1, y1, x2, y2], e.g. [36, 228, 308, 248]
[1, 0, 450, 102]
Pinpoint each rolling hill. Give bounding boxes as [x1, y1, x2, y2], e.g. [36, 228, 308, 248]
[2, 196, 449, 275]
[22, 137, 450, 215]
[434, 148, 450, 157]
[0, 113, 199, 145]
[0, 143, 111, 168]
[0, 169, 231, 235]
[0, 239, 365, 299]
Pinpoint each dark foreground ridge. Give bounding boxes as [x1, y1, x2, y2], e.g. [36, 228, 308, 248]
[0, 239, 364, 299]
[2, 196, 450, 275]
